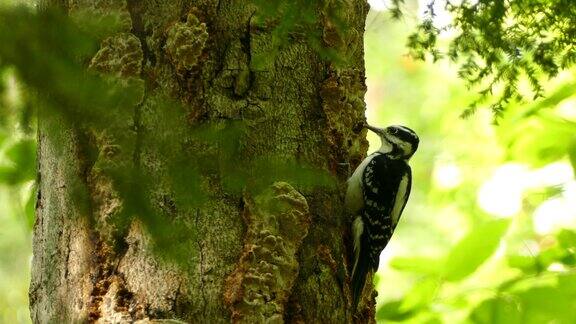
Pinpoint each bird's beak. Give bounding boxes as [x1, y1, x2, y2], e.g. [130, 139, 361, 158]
[365, 124, 383, 134]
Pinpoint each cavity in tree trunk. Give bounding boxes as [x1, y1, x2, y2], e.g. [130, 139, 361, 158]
[30, 1, 372, 322]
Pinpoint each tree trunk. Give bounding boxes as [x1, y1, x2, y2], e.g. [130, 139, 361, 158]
[30, 1, 371, 323]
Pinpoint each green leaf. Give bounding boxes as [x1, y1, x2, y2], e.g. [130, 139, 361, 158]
[443, 219, 510, 281]
[0, 130, 7, 145]
[569, 138, 576, 177]
[0, 165, 18, 184]
[469, 296, 522, 324]
[507, 255, 537, 274]
[389, 256, 443, 276]
[557, 273, 576, 295]
[503, 117, 576, 167]
[515, 285, 576, 324]
[399, 277, 440, 312]
[0, 139, 36, 184]
[557, 230, 576, 266]
[6, 138, 35, 165]
[376, 300, 414, 322]
[521, 82, 576, 118]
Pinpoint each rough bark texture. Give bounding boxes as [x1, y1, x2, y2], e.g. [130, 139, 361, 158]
[30, 0, 372, 323]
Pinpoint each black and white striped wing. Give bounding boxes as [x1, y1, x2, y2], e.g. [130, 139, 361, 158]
[362, 154, 412, 270]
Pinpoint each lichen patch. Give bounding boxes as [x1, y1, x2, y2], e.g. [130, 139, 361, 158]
[165, 13, 208, 72]
[224, 182, 311, 323]
[90, 33, 144, 79]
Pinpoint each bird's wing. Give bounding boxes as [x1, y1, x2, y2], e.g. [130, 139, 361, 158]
[361, 155, 409, 269]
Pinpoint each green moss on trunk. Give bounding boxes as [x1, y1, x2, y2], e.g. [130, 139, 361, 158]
[30, 1, 371, 323]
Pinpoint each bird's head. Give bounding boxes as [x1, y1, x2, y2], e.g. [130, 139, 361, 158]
[366, 124, 419, 159]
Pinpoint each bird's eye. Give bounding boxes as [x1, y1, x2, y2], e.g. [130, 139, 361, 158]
[390, 128, 398, 134]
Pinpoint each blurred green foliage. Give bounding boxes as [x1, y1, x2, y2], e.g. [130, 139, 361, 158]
[0, 3, 35, 321]
[0, 58, 34, 323]
[366, 1, 576, 323]
[0, 0, 575, 323]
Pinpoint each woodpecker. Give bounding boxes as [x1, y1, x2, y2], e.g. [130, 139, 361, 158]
[346, 124, 419, 308]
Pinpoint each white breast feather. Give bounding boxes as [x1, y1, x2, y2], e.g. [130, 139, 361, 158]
[345, 154, 376, 214]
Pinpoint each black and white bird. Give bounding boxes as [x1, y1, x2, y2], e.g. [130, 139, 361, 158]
[346, 124, 419, 308]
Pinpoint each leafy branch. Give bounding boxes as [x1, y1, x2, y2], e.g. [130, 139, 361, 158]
[394, 0, 576, 119]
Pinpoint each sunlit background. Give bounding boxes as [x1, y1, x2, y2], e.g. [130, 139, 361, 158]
[366, 0, 576, 322]
[1, 0, 575, 322]
[0, 1, 35, 321]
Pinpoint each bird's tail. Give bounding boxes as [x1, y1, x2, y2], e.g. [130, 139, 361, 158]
[351, 235, 371, 309]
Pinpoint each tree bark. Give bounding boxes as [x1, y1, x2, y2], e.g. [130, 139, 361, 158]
[30, 1, 371, 323]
